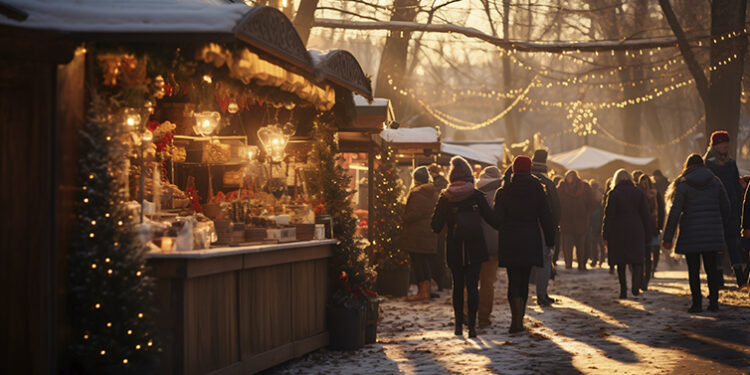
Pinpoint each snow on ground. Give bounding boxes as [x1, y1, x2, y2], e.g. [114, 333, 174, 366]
[266, 261, 750, 375]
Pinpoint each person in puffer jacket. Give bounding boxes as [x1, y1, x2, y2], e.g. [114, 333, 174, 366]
[662, 154, 730, 313]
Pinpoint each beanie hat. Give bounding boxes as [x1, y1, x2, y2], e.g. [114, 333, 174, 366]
[512, 156, 532, 173]
[412, 166, 430, 184]
[686, 153, 704, 168]
[448, 156, 474, 183]
[710, 131, 730, 146]
[477, 166, 501, 189]
[532, 149, 548, 164]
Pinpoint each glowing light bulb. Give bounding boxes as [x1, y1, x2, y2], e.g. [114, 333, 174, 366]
[94, 303, 100, 309]
[100, 350, 106, 356]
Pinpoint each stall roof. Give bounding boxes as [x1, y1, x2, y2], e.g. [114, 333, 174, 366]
[442, 139, 504, 165]
[0, 0, 372, 99]
[440, 143, 497, 165]
[550, 145, 655, 171]
[380, 127, 438, 144]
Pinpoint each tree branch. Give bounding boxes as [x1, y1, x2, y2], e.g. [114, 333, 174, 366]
[312, 18, 693, 52]
[657, 0, 710, 103]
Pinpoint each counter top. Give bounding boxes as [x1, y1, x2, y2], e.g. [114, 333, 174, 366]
[146, 239, 338, 260]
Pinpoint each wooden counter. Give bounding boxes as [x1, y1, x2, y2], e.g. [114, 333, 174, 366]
[146, 240, 337, 375]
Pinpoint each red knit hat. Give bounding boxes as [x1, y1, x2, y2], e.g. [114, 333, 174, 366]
[512, 155, 532, 173]
[710, 131, 730, 146]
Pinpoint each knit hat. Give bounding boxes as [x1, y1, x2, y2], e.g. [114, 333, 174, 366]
[448, 156, 474, 183]
[686, 153, 704, 168]
[710, 131, 730, 146]
[477, 166, 501, 189]
[512, 156, 532, 173]
[532, 149, 548, 164]
[412, 166, 430, 184]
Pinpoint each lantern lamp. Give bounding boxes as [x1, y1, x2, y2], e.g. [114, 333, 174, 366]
[193, 111, 221, 137]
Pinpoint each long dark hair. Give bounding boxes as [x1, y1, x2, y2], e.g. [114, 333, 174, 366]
[666, 153, 704, 206]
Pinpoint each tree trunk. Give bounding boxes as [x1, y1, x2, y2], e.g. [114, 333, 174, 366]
[293, 0, 319, 45]
[707, 0, 747, 156]
[502, 0, 519, 144]
[374, 0, 419, 112]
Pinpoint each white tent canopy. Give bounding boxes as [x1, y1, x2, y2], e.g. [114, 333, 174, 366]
[441, 140, 504, 165]
[550, 145, 655, 171]
[379, 127, 439, 143]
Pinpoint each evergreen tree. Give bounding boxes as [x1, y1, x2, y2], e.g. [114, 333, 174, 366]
[370, 144, 407, 271]
[68, 94, 158, 373]
[308, 113, 376, 308]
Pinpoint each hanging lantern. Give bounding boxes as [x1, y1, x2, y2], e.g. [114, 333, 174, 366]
[193, 111, 221, 136]
[257, 124, 289, 162]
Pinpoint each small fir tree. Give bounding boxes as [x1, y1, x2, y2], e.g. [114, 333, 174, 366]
[370, 144, 407, 272]
[68, 93, 158, 373]
[308, 113, 376, 309]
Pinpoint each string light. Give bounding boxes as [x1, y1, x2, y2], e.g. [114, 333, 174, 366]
[566, 101, 598, 137]
[592, 115, 704, 149]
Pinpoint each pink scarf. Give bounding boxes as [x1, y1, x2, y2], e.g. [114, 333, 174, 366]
[443, 181, 475, 201]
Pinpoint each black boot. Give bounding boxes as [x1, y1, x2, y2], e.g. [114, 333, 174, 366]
[617, 265, 627, 299]
[707, 299, 719, 312]
[688, 296, 702, 313]
[454, 313, 463, 336]
[508, 298, 524, 333]
[467, 314, 477, 338]
[631, 264, 642, 296]
[733, 266, 746, 288]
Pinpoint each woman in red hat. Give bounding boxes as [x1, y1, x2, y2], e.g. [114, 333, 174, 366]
[494, 156, 555, 333]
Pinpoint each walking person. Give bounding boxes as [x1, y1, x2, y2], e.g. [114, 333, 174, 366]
[602, 169, 652, 299]
[662, 154, 729, 312]
[558, 170, 593, 270]
[653, 170, 670, 197]
[495, 156, 555, 333]
[602, 177, 614, 274]
[588, 180, 605, 268]
[475, 166, 503, 327]
[704, 131, 747, 288]
[400, 166, 439, 301]
[428, 163, 451, 291]
[531, 149, 561, 306]
[431, 156, 495, 338]
[638, 174, 665, 290]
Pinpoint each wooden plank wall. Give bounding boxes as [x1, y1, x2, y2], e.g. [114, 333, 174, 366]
[152, 246, 331, 375]
[0, 58, 55, 375]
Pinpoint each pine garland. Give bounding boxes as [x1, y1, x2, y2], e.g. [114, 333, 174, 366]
[68, 93, 158, 373]
[370, 144, 407, 271]
[308, 113, 376, 309]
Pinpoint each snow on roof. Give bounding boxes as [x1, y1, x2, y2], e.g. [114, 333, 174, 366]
[550, 145, 655, 171]
[354, 94, 390, 108]
[380, 127, 438, 144]
[0, 0, 249, 33]
[440, 143, 497, 165]
[442, 140, 504, 165]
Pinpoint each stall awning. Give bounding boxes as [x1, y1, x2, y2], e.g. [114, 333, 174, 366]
[550, 145, 656, 170]
[440, 139, 504, 165]
[0, 0, 372, 100]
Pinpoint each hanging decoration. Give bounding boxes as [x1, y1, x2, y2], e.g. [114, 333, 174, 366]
[193, 111, 221, 137]
[566, 101, 598, 137]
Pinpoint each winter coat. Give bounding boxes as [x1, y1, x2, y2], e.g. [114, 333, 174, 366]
[663, 166, 730, 254]
[478, 179, 502, 257]
[743, 183, 750, 230]
[400, 183, 439, 254]
[602, 181, 651, 265]
[531, 167, 562, 227]
[704, 157, 742, 236]
[558, 179, 593, 235]
[431, 190, 495, 268]
[494, 172, 555, 268]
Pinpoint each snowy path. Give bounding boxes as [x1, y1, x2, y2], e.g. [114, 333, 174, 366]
[266, 264, 750, 375]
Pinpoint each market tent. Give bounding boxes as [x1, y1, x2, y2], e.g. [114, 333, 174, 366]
[440, 139, 504, 165]
[550, 145, 658, 180]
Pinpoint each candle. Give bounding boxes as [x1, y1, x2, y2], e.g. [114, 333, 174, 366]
[161, 237, 174, 253]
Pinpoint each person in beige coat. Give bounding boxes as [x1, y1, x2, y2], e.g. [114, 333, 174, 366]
[400, 166, 439, 301]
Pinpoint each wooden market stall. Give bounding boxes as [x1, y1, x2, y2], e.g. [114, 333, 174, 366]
[0, 1, 372, 374]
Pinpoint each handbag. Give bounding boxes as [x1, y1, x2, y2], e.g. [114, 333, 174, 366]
[453, 198, 484, 240]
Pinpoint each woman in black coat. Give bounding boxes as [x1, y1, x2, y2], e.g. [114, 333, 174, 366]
[431, 156, 494, 338]
[494, 156, 555, 333]
[662, 154, 729, 312]
[602, 169, 651, 299]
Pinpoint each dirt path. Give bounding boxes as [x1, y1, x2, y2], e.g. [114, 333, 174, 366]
[267, 264, 750, 375]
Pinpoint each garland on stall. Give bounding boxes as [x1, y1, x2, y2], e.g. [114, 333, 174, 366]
[68, 92, 158, 374]
[307, 113, 377, 309]
[369, 144, 407, 272]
